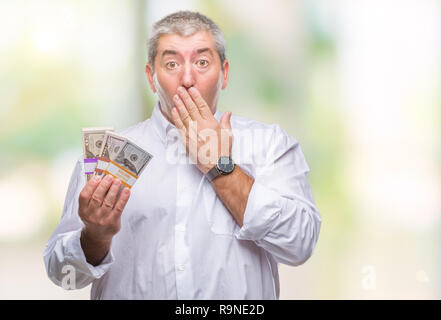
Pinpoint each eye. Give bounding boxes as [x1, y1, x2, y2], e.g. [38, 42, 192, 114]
[196, 59, 209, 67]
[166, 61, 178, 69]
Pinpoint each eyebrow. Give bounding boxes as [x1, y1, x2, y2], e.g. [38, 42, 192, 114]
[161, 47, 214, 58]
[196, 47, 214, 57]
[161, 49, 178, 57]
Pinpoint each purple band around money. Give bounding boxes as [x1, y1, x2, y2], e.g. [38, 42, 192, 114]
[84, 158, 98, 174]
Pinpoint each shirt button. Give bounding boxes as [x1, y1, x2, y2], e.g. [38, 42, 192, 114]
[177, 265, 185, 271]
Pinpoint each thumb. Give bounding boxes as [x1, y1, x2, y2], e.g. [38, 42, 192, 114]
[219, 111, 232, 130]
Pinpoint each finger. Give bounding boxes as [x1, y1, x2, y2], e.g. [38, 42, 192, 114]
[177, 86, 201, 121]
[88, 175, 114, 209]
[171, 107, 188, 142]
[112, 187, 131, 217]
[220, 111, 232, 130]
[220, 111, 233, 156]
[173, 94, 191, 127]
[188, 87, 212, 119]
[101, 179, 122, 212]
[171, 107, 185, 130]
[79, 175, 102, 209]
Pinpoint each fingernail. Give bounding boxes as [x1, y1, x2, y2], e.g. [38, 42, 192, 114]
[94, 175, 101, 182]
[174, 94, 179, 101]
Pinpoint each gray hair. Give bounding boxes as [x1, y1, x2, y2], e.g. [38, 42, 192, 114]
[147, 11, 226, 72]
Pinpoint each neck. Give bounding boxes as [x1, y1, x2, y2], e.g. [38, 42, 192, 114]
[159, 105, 174, 124]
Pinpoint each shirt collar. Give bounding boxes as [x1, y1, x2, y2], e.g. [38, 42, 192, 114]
[151, 101, 223, 143]
[151, 101, 173, 143]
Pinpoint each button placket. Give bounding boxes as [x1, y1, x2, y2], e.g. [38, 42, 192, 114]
[174, 163, 194, 299]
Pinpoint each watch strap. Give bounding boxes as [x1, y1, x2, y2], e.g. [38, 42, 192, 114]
[206, 165, 221, 182]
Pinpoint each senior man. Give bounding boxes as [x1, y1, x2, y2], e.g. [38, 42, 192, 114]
[44, 11, 321, 299]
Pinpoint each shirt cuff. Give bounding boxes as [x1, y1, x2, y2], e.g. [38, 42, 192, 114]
[234, 181, 282, 241]
[64, 228, 115, 279]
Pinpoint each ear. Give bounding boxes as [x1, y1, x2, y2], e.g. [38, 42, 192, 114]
[221, 59, 229, 90]
[145, 63, 157, 93]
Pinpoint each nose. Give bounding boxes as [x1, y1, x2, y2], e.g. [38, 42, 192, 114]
[180, 62, 196, 89]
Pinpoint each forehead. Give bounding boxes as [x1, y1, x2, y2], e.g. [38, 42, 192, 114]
[157, 31, 217, 56]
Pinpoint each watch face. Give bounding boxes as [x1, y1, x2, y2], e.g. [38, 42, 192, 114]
[217, 156, 235, 174]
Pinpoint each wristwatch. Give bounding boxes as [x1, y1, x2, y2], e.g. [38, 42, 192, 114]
[206, 156, 235, 182]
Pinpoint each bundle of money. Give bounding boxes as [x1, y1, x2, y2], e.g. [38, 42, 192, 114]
[103, 138, 153, 188]
[95, 131, 126, 178]
[82, 127, 114, 182]
[82, 128, 153, 189]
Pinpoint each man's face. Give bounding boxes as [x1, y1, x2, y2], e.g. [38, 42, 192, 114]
[146, 31, 229, 122]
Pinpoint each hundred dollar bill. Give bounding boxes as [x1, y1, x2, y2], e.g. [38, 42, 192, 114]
[103, 138, 153, 189]
[95, 131, 126, 178]
[82, 127, 114, 182]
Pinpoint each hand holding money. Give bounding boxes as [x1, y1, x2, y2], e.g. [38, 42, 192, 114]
[78, 174, 130, 265]
[79, 127, 153, 265]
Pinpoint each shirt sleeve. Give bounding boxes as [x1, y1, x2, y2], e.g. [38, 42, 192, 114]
[235, 125, 322, 266]
[43, 157, 115, 290]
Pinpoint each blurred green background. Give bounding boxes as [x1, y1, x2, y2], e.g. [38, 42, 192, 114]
[1, 0, 440, 299]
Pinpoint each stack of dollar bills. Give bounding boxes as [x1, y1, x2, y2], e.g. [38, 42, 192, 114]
[82, 128, 153, 189]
